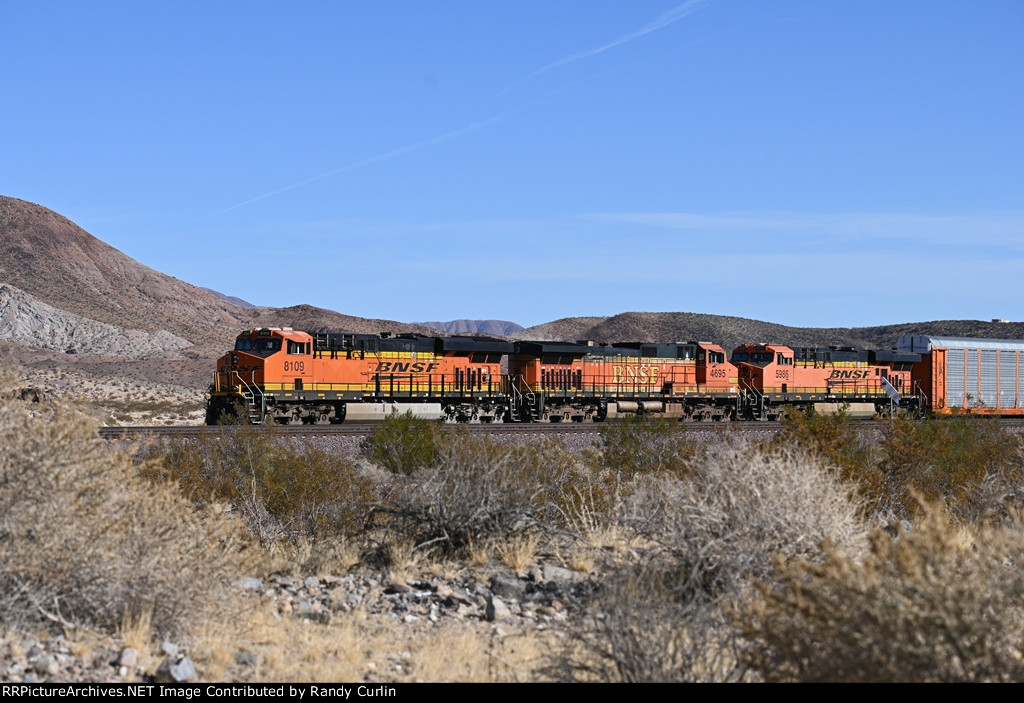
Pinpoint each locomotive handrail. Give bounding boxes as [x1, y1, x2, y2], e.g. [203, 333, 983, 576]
[738, 376, 764, 417]
[914, 380, 928, 409]
[233, 370, 265, 422]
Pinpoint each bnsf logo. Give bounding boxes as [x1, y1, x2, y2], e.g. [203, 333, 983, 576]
[375, 362, 441, 373]
[829, 370, 871, 380]
[612, 364, 660, 383]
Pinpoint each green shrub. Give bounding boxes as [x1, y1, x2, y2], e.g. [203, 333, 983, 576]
[598, 413, 696, 479]
[146, 426, 377, 548]
[360, 410, 444, 475]
[875, 415, 1023, 519]
[772, 406, 874, 481]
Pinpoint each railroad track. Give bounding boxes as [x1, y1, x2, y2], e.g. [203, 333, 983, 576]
[98, 416, 1024, 440]
[98, 421, 782, 439]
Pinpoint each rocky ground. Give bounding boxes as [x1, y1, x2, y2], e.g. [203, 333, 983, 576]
[0, 560, 598, 683]
[13, 363, 204, 426]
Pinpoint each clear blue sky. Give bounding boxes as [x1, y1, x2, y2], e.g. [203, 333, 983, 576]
[2, 1, 1022, 328]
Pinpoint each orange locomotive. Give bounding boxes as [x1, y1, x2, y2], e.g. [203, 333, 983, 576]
[208, 327, 512, 424]
[207, 328, 746, 424]
[507, 340, 739, 422]
[208, 328, 1024, 424]
[730, 343, 920, 419]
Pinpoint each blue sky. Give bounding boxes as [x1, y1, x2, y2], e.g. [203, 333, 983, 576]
[2, 1, 1022, 328]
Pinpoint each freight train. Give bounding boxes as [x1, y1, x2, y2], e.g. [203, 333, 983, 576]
[205, 328, 1024, 425]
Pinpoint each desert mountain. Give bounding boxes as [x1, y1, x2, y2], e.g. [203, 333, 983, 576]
[416, 319, 524, 337]
[0, 196, 436, 359]
[515, 312, 1024, 352]
[0, 197, 248, 353]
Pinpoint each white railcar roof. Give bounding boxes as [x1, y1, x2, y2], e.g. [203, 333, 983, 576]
[896, 335, 1024, 353]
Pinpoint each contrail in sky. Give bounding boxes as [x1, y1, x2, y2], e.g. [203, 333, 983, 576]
[193, 116, 503, 221]
[502, 0, 709, 93]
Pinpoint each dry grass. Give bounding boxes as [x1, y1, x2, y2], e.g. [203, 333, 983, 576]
[381, 537, 424, 582]
[405, 626, 556, 683]
[465, 537, 493, 567]
[185, 595, 559, 683]
[117, 608, 159, 674]
[494, 532, 542, 572]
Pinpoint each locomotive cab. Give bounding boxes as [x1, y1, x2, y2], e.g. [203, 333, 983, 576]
[208, 327, 313, 423]
[694, 342, 739, 390]
[731, 342, 922, 419]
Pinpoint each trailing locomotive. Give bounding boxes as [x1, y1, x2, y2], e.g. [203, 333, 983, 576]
[206, 328, 1024, 424]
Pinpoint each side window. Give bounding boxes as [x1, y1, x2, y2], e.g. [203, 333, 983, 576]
[287, 340, 307, 355]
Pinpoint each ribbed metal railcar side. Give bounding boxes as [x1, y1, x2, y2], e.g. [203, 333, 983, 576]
[896, 335, 1024, 414]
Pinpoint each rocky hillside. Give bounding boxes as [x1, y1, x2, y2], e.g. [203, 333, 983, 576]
[512, 316, 610, 343]
[0, 196, 437, 359]
[416, 319, 524, 336]
[0, 197, 248, 354]
[516, 312, 1024, 351]
[0, 283, 191, 358]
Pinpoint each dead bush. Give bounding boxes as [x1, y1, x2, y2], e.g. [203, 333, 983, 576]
[561, 558, 747, 683]
[740, 503, 1024, 682]
[0, 388, 251, 640]
[375, 434, 582, 554]
[621, 443, 867, 596]
[560, 442, 866, 682]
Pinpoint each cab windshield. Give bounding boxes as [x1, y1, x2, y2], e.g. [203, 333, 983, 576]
[235, 338, 281, 356]
[732, 351, 773, 365]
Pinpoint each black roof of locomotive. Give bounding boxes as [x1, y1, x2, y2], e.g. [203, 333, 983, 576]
[613, 342, 697, 359]
[435, 336, 514, 353]
[514, 341, 594, 356]
[312, 332, 513, 355]
[794, 346, 870, 363]
[791, 346, 921, 364]
[868, 349, 921, 363]
[513, 340, 699, 359]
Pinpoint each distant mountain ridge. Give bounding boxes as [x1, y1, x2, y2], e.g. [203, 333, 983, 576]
[514, 312, 1024, 352]
[201, 287, 256, 308]
[416, 319, 524, 337]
